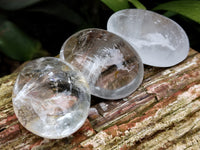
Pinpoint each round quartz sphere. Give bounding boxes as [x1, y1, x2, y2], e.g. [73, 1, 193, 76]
[107, 9, 190, 67]
[12, 57, 91, 139]
[60, 28, 144, 100]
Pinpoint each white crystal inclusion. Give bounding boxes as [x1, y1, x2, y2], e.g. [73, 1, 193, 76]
[60, 28, 144, 99]
[131, 33, 175, 50]
[107, 9, 189, 67]
[12, 57, 90, 139]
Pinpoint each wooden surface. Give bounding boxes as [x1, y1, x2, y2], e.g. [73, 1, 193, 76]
[1, 49, 200, 150]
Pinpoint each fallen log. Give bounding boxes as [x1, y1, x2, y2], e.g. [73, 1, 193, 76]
[0, 49, 200, 149]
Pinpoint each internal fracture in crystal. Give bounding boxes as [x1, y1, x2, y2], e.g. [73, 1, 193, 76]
[60, 28, 144, 99]
[107, 9, 189, 67]
[12, 57, 91, 139]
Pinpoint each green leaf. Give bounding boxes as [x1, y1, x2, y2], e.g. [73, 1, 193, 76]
[0, 0, 41, 10]
[128, 0, 146, 9]
[153, 0, 200, 24]
[0, 20, 44, 61]
[163, 11, 177, 18]
[101, 0, 129, 12]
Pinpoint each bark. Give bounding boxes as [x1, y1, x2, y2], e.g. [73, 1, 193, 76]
[0, 49, 200, 150]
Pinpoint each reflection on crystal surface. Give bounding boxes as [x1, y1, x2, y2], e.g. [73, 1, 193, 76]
[12, 57, 90, 139]
[107, 9, 189, 67]
[60, 28, 144, 99]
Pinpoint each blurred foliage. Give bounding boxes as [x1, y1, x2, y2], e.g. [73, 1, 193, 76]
[0, 19, 47, 61]
[154, 1, 200, 24]
[0, 0, 199, 64]
[0, 0, 105, 62]
[0, 0, 41, 10]
[101, 0, 129, 12]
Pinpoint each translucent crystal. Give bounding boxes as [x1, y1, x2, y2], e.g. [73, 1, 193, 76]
[60, 28, 144, 99]
[12, 57, 90, 139]
[107, 9, 189, 67]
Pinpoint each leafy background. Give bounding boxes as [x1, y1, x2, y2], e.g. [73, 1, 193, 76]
[0, 0, 200, 77]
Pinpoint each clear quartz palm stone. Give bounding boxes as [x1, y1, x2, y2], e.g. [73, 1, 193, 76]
[107, 9, 190, 67]
[60, 28, 144, 100]
[12, 57, 91, 139]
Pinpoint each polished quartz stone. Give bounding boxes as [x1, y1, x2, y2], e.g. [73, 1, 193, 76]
[12, 57, 90, 139]
[60, 28, 144, 99]
[107, 9, 189, 67]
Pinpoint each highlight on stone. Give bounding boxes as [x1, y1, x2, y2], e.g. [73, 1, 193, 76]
[107, 9, 190, 67]
[60, 28, 144, 100]
[12, 57, 91, 139]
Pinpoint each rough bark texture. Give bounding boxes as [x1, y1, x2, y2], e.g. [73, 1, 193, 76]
[1, 49, 200, 150]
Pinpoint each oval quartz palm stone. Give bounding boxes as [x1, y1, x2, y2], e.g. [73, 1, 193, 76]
[60, 28, 144, 99]
[12, 57, 90, 139]
[107, 9, 190, 67]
